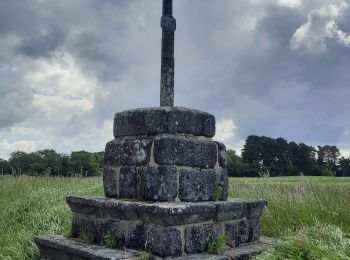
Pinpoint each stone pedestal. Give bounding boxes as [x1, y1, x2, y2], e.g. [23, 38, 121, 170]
[35, 107, 268, 259]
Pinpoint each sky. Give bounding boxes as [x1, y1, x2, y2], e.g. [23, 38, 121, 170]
[1, 0, 350, 159]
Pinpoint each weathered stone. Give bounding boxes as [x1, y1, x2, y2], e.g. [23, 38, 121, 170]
[138, 202, 216, 226]
[105, 199, 140, 220]
[119, 166, 139, 199]
[71, 215, 108, 245]
[144, 165, 177, 202]
[126, 223, 147, 250]
[215, 201, 244, 222]
[237, 220, 250, 245]
[34, 235, 139, 260]
[109, 221, 127, 249]
[246, 200, 267, 219]
[104, 137, 153, 166]
[215, 141, 227, 168]
[248, 219, 260, 242]
[185, 223, 222, 254]
[103, 166, 119, 198]
[67, 196, 105, 216]
[114, 107, 215, 138]
[224, 221, 238, 247]
[179, 168, 216, 202]
[154, 134, 217, 168]
[215, 168, 228, 200]
[146, 225, 182, 257]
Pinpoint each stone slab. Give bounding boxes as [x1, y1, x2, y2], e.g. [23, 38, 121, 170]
[154, 134, 217, 168]
[35, 235, 274, 260]
[104, 137, 153, 166]
[66, 197, 267, 226]
[113, 107, 215, 138]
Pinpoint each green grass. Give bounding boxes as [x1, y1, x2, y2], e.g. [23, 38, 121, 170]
[1, 175, 350, 259]
[0, 175, 103, 260]
[230, 176, 350, 237]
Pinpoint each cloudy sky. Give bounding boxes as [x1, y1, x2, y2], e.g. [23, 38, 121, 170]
[1, 0, 350, 159]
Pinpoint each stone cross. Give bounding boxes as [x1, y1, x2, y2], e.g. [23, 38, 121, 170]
[160, 0, 176, 107]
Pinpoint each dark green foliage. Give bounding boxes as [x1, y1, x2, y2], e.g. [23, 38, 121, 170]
[6, 149, 104, 177]
[230, 135, 346, 177]
[213, 186, 223, 201]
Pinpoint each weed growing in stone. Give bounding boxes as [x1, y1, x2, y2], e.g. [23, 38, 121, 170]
[207, 233, 228, 255]
[138, 251, 152, 260]
[213, 186, 223, 201]
[104, 231, 117, 249]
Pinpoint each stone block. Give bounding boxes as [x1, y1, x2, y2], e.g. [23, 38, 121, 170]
[246, 200, 267, 219]
[119, 166, 139, 199]
[248, 219, 260, 242]
[146, 225, 182, 257]
[138, 202, 216, 226]
[215, 141, 227, 168]
[104, 137, 153, 166]
[237, 220, 250, 245]
[154, 134, 217, 168]
[103, 166, 119, 198]
[109, 221, 127, 249]
[144, 165, 177, 202]
[215, 168, 228, 200]
[215, 201, 244, 222]
[105, 199, 140, 220]
[185, 223, 222, 254]
[125, 223, 147, 250]
[179, 168, 216, 202]
[114, 107, 215, 138]
[67, 196, 105, 216]
[224, 220, 250, 246]
[224, 221, 238, 247]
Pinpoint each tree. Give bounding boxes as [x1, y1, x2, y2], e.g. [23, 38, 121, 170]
[226, 150, 245, 177]
[0, 159, 11, 175]
[337, 157, 350, 177]
[70, 151, 101, 177]
[317, 145, 340, 175]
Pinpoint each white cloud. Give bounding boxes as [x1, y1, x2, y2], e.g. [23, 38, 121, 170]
[278, 0, 301, 8]
[291, 1, 350, 54]
[0, 139, 52, 159]
[215, 119, 236, 142]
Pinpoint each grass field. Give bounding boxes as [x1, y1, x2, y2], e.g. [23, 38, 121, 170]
[0, 175, 349, 259]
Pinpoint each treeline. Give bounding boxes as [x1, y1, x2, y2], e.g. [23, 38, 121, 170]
[0, 149, 104, 177]
[227, 135, 350, 177]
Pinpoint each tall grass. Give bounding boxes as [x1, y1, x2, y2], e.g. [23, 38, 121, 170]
[229, 176, 350, 237]
[0, 176, 102, 259]
[0, 176, 349, 259]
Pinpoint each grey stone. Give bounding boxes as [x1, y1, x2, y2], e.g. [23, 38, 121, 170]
[154, 134, 217, 168]
[215, 141, 227, 168]
[126, 223, 147, 250]
[119, 166, 139, 199]
[34, 235, 139, 260]
[224, 221, 239, 247]
[215, 168, 228, 201]
[246, 200, 267, 219]
[71, 215, 108, 245]
[67, 196, 105, 216]
[105, 199, 140, 220]
[146, 225, 182, 257]
[113, 107, 215, 138]
[104, 137, 153, 167]
[103, 166, 119, 198]
[185, 223, 222, 254]
[179, 168, 217, 202]
[248, 219, 260, 242]
[138, 202, 216, 226]
[144, 165, 177, 202]
[109, 221, 126, 249]
[237, 220, 250, 245]
[215, 201, 244, 222]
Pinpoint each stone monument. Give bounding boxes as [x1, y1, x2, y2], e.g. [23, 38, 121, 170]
[35, 1, 270, 259]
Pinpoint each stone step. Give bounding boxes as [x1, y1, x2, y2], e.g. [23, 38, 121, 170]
[35, 235, 275, 260]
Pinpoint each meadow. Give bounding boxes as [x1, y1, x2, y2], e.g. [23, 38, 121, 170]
[0, 175, 349, 259]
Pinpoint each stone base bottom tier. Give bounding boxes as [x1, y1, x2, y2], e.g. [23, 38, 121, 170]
[64, 196, 267, 258]
[35, 235, 275, 260]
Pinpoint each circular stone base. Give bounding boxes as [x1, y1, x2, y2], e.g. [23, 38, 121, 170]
[113, 107, 215, 138]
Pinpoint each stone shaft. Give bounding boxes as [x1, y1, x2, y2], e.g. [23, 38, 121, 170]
[160, 0, 176, 107]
